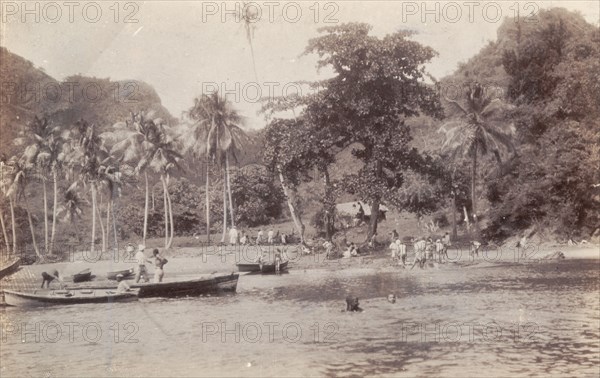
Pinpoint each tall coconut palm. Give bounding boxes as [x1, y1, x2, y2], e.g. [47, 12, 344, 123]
[14, 116, 65, 255]
[142, 120, 182, 249]
[76, 121, 109, 256]
[240, 2, 259, 82]
[56, 182, 86, 237]
[0, 159, 13, 253]
[102, 112, 162, 244]
[183, 92, 250, 242]
[439, 83, 516, 229]
[5, 156, 42, 259]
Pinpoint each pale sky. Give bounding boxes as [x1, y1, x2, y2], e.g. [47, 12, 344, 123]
[1, 1, 598, 128]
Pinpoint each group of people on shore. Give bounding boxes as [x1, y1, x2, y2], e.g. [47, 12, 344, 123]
[39, 244, 168, 292]
[389, 231, 452, 269]
[226, 226, 294, 246]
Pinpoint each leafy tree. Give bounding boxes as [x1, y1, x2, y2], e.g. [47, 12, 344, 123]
[299, 23, 442, 240]
[263, 119, 310, 243]
[230, 165, 284, 227]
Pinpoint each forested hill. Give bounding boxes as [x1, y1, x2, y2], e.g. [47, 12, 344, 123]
[437, 8, 600, 241]
[0, 47, 176, 156]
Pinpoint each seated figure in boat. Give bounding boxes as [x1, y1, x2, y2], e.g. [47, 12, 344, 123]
[116, 274, 131, 293]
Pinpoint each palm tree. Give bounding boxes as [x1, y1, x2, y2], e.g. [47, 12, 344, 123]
[102, 112, 164, 245]
[182, 92, 250, 243]
[439, 83, 516, 229]
[143, 120, 182, 249]
[0, 159, 13, 253]
[15, 116, 65, 255]
[240, 2, 259, 82]
[76, 120, 109, 256]
[56, 182, 86, 237]
[5, 156, 43, 259]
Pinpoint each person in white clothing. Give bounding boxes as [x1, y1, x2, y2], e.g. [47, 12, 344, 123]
[398, 239, 407, 265]
[229, 226, 239, 245]
[135, 245, 152, 283]
[267, 230, 274, 244]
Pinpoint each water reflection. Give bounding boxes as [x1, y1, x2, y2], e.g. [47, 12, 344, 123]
[1, 259, 598, 377]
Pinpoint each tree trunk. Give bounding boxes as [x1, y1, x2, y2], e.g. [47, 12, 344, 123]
[323, 168, 334, 241]
[452, 189, 457, 239]
[166, 175, 174, 249]
[205, 162, 211, 244]
[42, 178, 48, 254]
[97, 193, 106, 252]
[367, 198, 380, 242]
[143, 171, 149, 244]
[471, 148, 479, 234]
[225, 153, 235, 227]
[112, 200, 119, 252]
[221, 173, 228, 243]
[106, 199, 111, 250]
[9, 197, 16, 254]
[162, 176, 169, 249]
[0, 205, 10, 253]
[276, 165, 305, 244]
[366, 160, 383, 242]
[50, 169, 58, 255]
[24, 199, 42, 259]
[91, 185, 96, 256]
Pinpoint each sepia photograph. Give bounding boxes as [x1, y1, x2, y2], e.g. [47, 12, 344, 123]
[0, 1, 599, 377]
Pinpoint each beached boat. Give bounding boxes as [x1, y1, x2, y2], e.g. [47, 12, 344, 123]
[260, 261, 288, 273]
[0, 258, 20, 280]
[133, 273, 239, 298]
[67, 273, 239, 298]
[236, 261, 288, 273]
[3, 289, 138, 307]
[107, 268, 134, 280]
[72, 268, 92, 283]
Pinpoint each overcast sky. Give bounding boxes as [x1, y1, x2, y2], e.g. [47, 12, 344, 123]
[1, 1, 598, 128]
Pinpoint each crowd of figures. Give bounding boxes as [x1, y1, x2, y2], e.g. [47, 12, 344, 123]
[207, 227, 297, 246]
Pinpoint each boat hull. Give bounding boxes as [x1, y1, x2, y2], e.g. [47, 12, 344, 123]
[66, 273, 239, 298]
[0, 258, 20, 280]
[72, 270, 92, 283]
[260, 261, 288, 273]
[107, 268, 134, 280]
[237, 261, 288, 273]
[236, 263, 261, 272]
[134, 273, 239, 298]
[3, 289, 138, 307]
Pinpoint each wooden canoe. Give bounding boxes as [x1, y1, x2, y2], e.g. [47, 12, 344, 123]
[3, 289, 138, 307]
[260, 261, 288, 273]
[236, 261, 288, 273]
[0, 258, 20, 280]
[72, 268, 92, 283]
[66, 273, 239, 298]
[133, 273, 239, 298]
[107, 268, 135, 280]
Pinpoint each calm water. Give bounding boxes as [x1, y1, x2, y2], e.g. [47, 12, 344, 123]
[1, 259, 598, 377]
